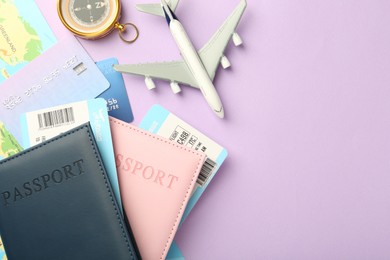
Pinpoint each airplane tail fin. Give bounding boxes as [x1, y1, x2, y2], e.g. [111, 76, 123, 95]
[136, 0, 179, 17]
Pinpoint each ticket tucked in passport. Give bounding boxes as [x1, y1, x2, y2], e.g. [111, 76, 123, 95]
[139, 105, 228, 260]
[139, 105, 228, 224]
[20, 98, 122, 210]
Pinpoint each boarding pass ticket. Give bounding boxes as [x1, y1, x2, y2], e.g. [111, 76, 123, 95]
[139, 104, 228, 224]
[140, 105, 228, 260]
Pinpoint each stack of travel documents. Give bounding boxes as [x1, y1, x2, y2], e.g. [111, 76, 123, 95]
[0, 1, 227, 259]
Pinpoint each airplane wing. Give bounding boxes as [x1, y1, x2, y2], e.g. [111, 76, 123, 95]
[114, 0, 247, 91]
[114, 60, 199, 88]
[136, 0, 179, 17]
[198, 0, 247, 81]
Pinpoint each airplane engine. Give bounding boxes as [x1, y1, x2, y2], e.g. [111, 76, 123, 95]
[221, 55, 231, 69]
[232, 32, 243, 46]
[145, 76, 156, 90]
[170, 81, 181, 94]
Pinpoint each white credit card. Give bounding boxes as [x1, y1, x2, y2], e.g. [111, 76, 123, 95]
[0, 35, 109, 144]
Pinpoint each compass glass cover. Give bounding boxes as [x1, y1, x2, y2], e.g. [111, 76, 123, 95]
[59, 0, 120, 38]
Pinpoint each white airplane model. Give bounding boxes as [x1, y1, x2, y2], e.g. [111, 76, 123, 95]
[114, 0, 247, 118]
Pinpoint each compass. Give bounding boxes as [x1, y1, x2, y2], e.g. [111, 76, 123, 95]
[58, 0, 138, 43]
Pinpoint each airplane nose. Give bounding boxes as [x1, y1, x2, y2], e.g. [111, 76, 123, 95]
[214, 106, 225, 119]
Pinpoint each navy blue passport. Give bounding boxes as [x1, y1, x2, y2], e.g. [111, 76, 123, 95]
[0, 123, 139, 260]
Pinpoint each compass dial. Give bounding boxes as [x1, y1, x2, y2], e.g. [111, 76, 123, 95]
[69, 0, 110, 27]
[58, 0, 121, 39]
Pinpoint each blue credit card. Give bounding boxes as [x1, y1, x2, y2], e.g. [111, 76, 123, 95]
[96, 58, 134, 122]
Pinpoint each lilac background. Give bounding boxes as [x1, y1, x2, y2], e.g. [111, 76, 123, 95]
[36, 0, 390, 259]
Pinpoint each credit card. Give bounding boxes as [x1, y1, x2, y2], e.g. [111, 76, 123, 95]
[0, 35, 110, 144]
[96, 58, 134, 122]
[20, 98, 122, 211]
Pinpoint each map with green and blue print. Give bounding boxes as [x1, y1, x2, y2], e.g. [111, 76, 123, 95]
[0, 0, 56, 83]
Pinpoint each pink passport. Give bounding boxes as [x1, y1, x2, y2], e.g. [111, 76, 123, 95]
[109, 117, 206, 260]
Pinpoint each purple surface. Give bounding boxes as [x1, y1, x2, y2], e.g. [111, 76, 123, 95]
[36, 0, 390, 259]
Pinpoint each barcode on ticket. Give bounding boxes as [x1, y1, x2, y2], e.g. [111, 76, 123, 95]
[197, 158, 217, 186]
[37, 107, 75, 129]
